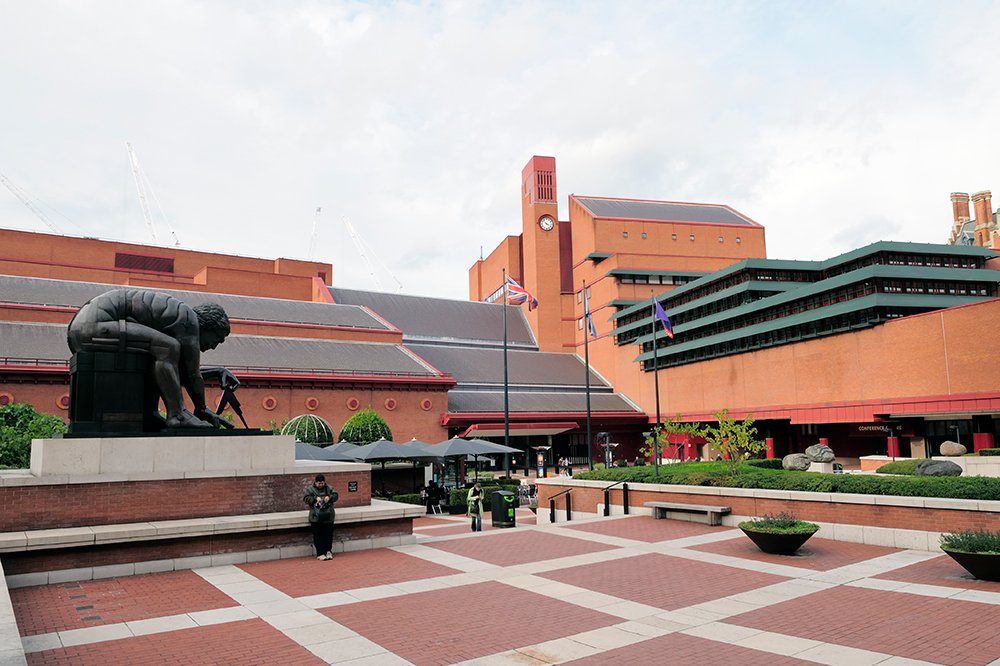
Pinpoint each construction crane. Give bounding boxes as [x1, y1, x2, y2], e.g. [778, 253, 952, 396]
[0, 173, 62, 233]
[308, 207, 322, 260]
[343, 217, 403, 292]
[126, 142, 180, 246]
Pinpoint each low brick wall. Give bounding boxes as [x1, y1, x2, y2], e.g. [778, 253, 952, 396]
[537, 479, 1000, 536]
[0, 469, 371, 532]
[1, 518, 410, 576]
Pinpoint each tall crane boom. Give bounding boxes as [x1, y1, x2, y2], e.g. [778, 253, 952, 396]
[0, 173, 62, 233]
[126, 142, 158, 243]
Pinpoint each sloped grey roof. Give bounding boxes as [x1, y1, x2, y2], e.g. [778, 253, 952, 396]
[406, 343, 606, 387]
[575, 197, 756, 226]
[329, 287, 536, 345]
[0, 275, 387, 329]
[448, 390, 638, 413]
[0, 322, 437, 376]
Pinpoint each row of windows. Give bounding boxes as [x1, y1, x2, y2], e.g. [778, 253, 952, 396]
[620, 277, 997, 352]
[619, 231, 744, 244]
[616, 274, 700, 286]
[641, 307, 919, 371]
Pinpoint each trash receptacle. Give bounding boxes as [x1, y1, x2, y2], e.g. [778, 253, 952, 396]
[491, 491, 516, 528]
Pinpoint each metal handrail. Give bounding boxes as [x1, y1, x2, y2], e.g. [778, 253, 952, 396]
[549, 488, 573, 523]
[603, 480, 630, 517]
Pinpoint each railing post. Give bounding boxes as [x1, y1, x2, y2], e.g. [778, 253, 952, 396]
[622, 483, 629, 515]
[603, 489, 610, 517]
[565, 493, 572, 521]
[549, 497, 556, 524]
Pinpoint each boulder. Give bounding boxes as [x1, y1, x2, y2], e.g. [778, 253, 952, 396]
[804, 444, 835, 463]
[939, 440, 967, 456]
[915, 459, 962, 477]
[782, 453, 811, 471]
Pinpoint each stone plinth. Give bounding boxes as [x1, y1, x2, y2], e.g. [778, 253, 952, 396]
[30, 434, 295, 477]
[808, 461, 834, 473]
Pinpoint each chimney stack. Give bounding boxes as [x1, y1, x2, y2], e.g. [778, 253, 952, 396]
[972, 191, 993, 246]
[951, 192, 971, 224]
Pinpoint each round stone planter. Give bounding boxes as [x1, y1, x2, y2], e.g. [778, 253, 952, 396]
[740, 525, 819, 555]
[942, 548, 1000, 582]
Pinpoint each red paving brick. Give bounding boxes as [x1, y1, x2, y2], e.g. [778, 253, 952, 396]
[426, 530, 615, 567]
[565, 630, 815, 665]
[239, 547, 460, 597]
[874, 553, 1000, 593]
[728, 586, 1000, 666]
[562, 515, 726, 542]
[413, 516, 458, 528]
[690, 535, 900, 571]
[26, 618, 322, 666]
[540, 553, 789, 611]
[321, 580, 619, 665]
[12, 571, 236, 636]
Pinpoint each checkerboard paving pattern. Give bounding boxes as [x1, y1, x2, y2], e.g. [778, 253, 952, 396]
[10, 514, 1000, 665]
[12, 570, 237, 636]
[321, 581, 620, 665]
[690, 535, 901, 571]
[726, 585, 1000, 666]
[240, 547, 461, 598]
[872, 553, 1000, 593]
[26, 619, 322, 666]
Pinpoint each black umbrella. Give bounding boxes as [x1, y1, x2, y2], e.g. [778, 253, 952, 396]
[350, 438, 436, 495]
[294, 442, 355, 462]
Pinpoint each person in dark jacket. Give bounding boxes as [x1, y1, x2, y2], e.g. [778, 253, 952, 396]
[304, 474, 338, 560]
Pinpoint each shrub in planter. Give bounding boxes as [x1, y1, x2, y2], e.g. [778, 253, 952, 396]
[939, 530, 1000, 581]
[876, 459, 921, 475]
[978, 448, 1000, 457]
[739, 513, 819, 555]
[392, 493, 424, 506]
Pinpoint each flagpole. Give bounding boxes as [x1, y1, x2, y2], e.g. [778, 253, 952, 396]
[503, 268, 511, 478]
[584, 279, 593, 471]
[651, 292, 661, 480]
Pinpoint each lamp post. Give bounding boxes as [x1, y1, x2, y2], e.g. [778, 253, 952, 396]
[949, 424, 962, 449]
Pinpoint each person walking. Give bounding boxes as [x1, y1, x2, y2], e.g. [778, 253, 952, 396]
[467, 482, 484, 532]
[304, 474, 338, 560]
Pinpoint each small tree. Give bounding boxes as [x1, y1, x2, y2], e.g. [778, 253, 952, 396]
[0, 403, 67, 469]
[640, 414, 702, 463]
[701, 408, 764, 476]
[338, 408, 392, 445]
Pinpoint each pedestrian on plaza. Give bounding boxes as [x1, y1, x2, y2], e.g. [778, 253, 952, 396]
[467, 482, 484, 532]
[304, 474, 338, 560]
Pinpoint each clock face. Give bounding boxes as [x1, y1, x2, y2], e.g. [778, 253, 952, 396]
[539, 215, 554, 231]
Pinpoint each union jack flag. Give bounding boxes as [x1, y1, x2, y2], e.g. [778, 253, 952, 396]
[505, 276, 538, 311]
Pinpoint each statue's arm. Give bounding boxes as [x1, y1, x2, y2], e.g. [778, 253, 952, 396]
[179, 337, 209, 412]
[200, 366, 240, 389]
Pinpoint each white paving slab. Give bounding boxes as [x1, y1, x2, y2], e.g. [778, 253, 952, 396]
[125, 614, 197, 636]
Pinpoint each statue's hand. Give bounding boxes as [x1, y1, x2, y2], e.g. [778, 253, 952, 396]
[218, 368, 240, 390]
[195, 406, 233, 429]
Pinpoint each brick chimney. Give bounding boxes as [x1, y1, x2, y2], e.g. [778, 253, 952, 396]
[951, 192, 971, 224]
[972, 191, 993, 246]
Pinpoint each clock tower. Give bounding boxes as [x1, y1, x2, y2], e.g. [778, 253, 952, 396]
[520, 156, 563, 351]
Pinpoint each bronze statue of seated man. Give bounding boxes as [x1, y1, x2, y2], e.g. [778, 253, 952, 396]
[67, 288, 237, 429]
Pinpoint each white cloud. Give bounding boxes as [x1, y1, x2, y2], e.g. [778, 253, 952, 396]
[1, 1, 998, 299]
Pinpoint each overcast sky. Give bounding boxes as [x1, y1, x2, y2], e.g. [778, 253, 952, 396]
[2, 1, 998, 300]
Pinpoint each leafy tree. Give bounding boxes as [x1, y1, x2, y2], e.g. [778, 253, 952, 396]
[640, 414, 703, 464]
[338, 408, 392, 445]
[0, 403, 67, 469]
[266, 417, 290, 435]
[700, 408, 764, 476]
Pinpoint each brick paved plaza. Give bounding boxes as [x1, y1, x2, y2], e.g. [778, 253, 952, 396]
[10, 510, 1000, 665]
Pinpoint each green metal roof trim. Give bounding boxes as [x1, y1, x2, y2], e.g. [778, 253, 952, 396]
[633, 293, 985, 362]
[612, 241, 998, 322]
[586, 252, 614, 262]
[610, 281, 799, 336]
[607, 268, 707, 278]
[608, 299, 641, 308]
[632, 264, 999, 344]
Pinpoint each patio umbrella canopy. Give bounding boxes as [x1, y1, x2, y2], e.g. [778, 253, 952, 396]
[294, 442, 355, 462]
[350, 438, 439, 495]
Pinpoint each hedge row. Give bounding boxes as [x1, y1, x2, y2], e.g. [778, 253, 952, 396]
[876, 459, 921, 475]
[448, 485, 521, 506]
[979, 448, 1000, 457]
[573, 461, 1000, 500]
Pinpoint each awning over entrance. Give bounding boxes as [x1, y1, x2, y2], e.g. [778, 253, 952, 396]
[460, 422, 578, 438]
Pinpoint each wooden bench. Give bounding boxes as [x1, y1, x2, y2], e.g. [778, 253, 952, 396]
[644, 501, 731, 526]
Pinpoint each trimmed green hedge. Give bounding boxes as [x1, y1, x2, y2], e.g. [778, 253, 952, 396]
[391, 494, 424, 505]
[876, 459, 921, 475]
[979, 448, 1000, 457]
[746, 458, 783, 470]
[573, 461, 1000, 500]
[448, 485, 521, 506]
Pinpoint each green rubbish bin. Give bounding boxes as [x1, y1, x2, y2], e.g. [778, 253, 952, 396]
[491, 490, 516, 528]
